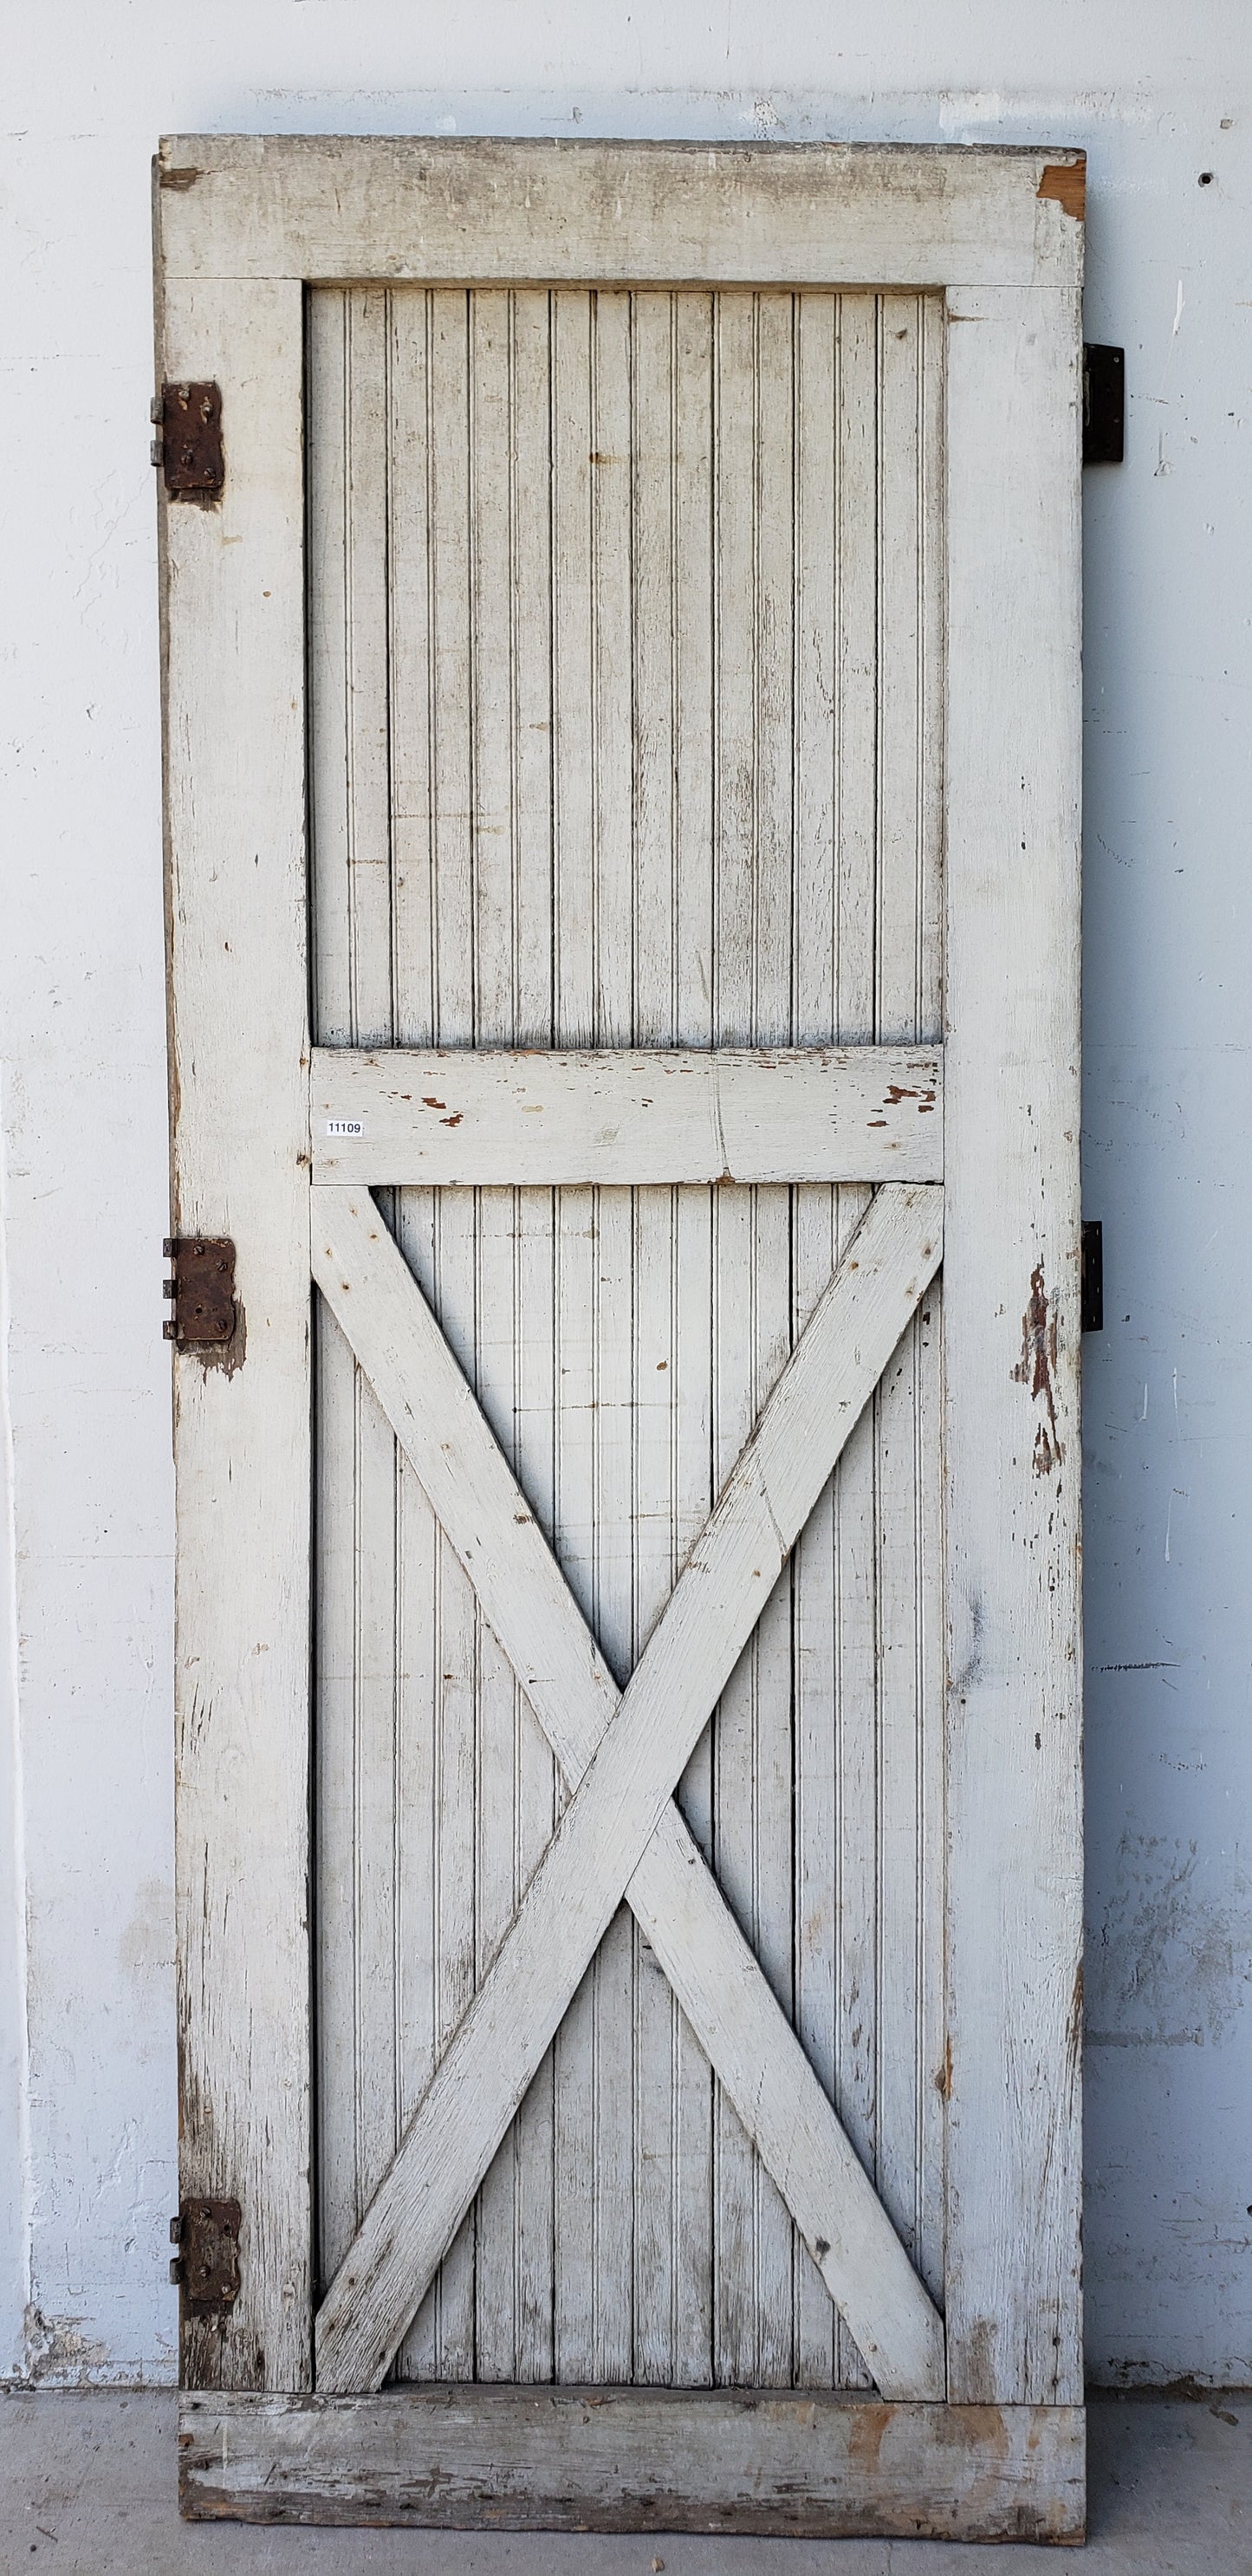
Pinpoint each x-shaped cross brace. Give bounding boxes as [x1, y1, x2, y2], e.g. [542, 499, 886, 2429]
[311, 1182, 944, 2399]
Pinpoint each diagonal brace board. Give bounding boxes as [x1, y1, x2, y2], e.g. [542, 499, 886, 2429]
[311, 1186, 945, 2396]
[313, 1184, 944, 2398]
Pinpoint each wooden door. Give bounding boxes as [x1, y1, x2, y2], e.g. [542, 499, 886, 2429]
[159, 137, 1085, 2541]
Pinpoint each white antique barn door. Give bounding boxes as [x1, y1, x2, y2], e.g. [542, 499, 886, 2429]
[159, 138, 1085, 2540]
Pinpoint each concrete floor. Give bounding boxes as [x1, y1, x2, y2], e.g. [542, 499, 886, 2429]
[0, 2392, 1248, 2573]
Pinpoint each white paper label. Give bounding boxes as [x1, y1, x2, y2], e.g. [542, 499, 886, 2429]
[326, 1119, 364, 1138]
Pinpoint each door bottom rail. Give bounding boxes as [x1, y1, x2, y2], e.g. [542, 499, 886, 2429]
[178, 2385, 1085, 2541]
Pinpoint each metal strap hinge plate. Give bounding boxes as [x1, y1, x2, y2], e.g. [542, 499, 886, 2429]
[169, 2198, 242, 2309]
[1083, 346, 1125, 465]
[1081, 1220, 1104, 1333]
[164, 1237, 237, 1344]
[154, 381, 224, 498]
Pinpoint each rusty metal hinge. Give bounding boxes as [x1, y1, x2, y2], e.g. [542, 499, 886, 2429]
[1081, 1220, 1104, 1333]
[170, 2199, 242, 2309]
[164, 1237, 236, 1344]
[1083, 346, 1125, 465]
[152, 381, 224, 499]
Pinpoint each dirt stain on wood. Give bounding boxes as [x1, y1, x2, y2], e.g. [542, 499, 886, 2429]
[1013, 1264, 1061, 1473]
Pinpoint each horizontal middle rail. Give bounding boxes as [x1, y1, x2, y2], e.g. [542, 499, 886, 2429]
[312, 1044, 943, 1186]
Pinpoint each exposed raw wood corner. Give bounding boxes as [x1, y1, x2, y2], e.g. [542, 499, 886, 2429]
[1037, 161, 1086, 221]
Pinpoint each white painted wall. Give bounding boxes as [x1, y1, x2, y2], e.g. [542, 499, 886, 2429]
[2, 0, 1248, 2389]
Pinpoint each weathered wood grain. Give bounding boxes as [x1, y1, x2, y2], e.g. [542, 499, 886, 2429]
[159, 264, 312, 2391]
[312, 1045, 944, 1184]
[178, 2390, 1086, 2540]
[156, 136, 1085, 295]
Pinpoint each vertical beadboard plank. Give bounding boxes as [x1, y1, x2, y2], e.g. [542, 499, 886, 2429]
[628, 289, 732, 2388]
[746, 289, 798, 2389]
[629, 289, 722, 2388]
[552, 292, 595, 1051]
[160, 269, 312, 2390]
[549, 284, 598, 2380]
[465, 287, 525, 2383]
[343, 295, 401, 2309]
[308, 289, 416, 2342]
[507, 288, 560, 2384]
[669, 289, 717, 2388]
[588, 1197, 637, 2380]
[791, 287, 839, 2390]
[626, 289, 678, 2385]
[377, 282, 441, 2383]
[391, 1424, 439, 2381]
[914, 1281, 946, 2313]
[586, 289, 635, 2384]
[709, 287, 758, 2386]
[944, 280, 1083, 2405]
[591, 293, 635, 1054]
[670, 1178, 717, 2389]
[425, 286, 478, 2377]
[464, 288, 563, 2382]
[306, 289, 357, 2296]
[307, 290, 352, 1045]
[874, 291, 947, 2307]
[471, 1191, 527, 2382]
[549, 282, 642, 2383]
[710, 290, 795, 2385]
[426, 1431, 479, 2381]
[917, 294, 946, 1061]
[509, 1170, 561, 2389]
[629, 1175, 683, 2384]
[873, 290, 927, 2280]
[389, 289, 437, 1059]
[551, 1174, 597, 2380]
[829, 290, 882, 2390]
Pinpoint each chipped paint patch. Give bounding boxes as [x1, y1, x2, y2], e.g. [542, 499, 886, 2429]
[1038, 161, 1086, 219]
[23, 2305, 110, 2385]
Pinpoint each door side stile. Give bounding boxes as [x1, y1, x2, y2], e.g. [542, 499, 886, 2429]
[158, 250, 314, 2391]
[943, 276, 1085, 2407]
